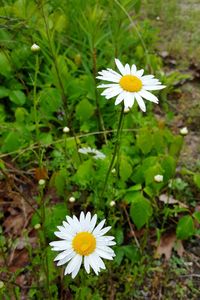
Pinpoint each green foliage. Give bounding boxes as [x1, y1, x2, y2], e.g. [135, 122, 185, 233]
[130, 193, 152, 229]
[176, 215, 195, 240]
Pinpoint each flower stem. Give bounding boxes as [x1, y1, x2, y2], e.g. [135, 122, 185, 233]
[100, 105, 124, 200]
[33, 54, 39, 142]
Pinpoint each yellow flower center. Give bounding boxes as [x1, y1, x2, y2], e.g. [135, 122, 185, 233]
[72, 232, 96, 256]
[119, 75, 142, 92]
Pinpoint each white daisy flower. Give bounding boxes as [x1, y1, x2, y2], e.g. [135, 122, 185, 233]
[78, 147, 106, 160]
[49, 212, 116, 279]
[97, 58, 166, 112]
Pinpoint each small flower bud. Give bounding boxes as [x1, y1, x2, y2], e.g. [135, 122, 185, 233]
[31, 43, 40, 52]
[38, 179, 45, 186]
[34, 224, 41, 230]
[63, 126, 70, 133]
[0, 281, 4, 289]
[154, 174, 163, 183]
[69, 196, 75, 203]
[111, 168, 116, 174]
[180, 127, 188, 135]
[110, 201, 116, 207]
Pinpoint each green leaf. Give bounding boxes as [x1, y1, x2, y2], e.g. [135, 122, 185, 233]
[176, 215, 195, 240]
[119, 156, 132, 182]
[39, 88, 62, 115]
[114, 247, 124, 266]
[193, 173, 200, 189]
[130, 194, 152, 229]
[145, 164, 163, 185]
[76, 98, 94, 121]
[39, 132, 53, 146]
[54, 169, 68, 197]
[193, 211, 200, 224]
[0, 51, 12, 78]
[0, 87, 9, 98]
[122, 245, 140, 263]
[169, 136, 183, 156]
[115, 228, 124, 245]
[15, 107, 28, 123]
[161, 156, 176, 181]
[9, 90, 26, 105]
[73, 159, 94, 186]
[1, 131, 21, 153]
[137, 129, 153, 154]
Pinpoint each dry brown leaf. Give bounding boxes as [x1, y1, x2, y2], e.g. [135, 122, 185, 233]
[8, 249, 29, 272]
[159, 194, 188, 208]
[155, 232, 185, 260]
[3, 214, 25, 236]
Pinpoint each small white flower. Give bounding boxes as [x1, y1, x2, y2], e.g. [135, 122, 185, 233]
[31, 43, 40, 52]
[180, 127, 188, 135]
[38, 179, 45, 185]
[63, 126, 70, 133]
[156, 16, 160, 21]
[97, 58, 166, 112]
[69, 196, 76, 203]
[111, 168, 116, 174]
[78, 147, 106, 160]
[49, 212, 116, 278]
[109, 201, 116, 207]
[154, 174, 163, 183]
[0, 281, 4, 289]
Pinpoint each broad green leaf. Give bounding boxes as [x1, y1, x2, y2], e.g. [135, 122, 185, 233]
[114, 247, 124, 266]
[1, 131, 21, 153]
[176, 215, 195, 240]
[0, 51, 12, 78]
[145, 164, 163, 185]
[76, 98, 94, 121]
[39, 88, 62, 114]
[137, 129, 153, 154]
[54, 169, 68, 197]
[115, 228, 124, 245]
[0, 87, 9, 98]
[169, 136, 183, 156]
[15, 107, 28, 123]
[130, 194, 152, 229]
[161, 156, 176, 180]
[73, 159, 94, 186]
[122, 245, 140, 262]
[193, 211, 200, 224]
[119, 156, 132, 182]
[132, 156, 157, 183]
[39, 132, 53, 146]
[9, 90, 26, 105]
[193, 173, 200, 189]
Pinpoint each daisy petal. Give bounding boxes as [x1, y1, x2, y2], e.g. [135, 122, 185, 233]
[131, 64, 137, 74]
[64, 254, 82, 276]
[124, 63, 131, 74]
[135, 93, 146, 112]
[115, 92, 125, 105]
[143, 85, 166, 91]
[139, 90, 159, 103]
[136, 69, 144, 77]
[115, 58, 126, 75]
[84, 256, 90, 274]
[92, 219, 106, 235]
